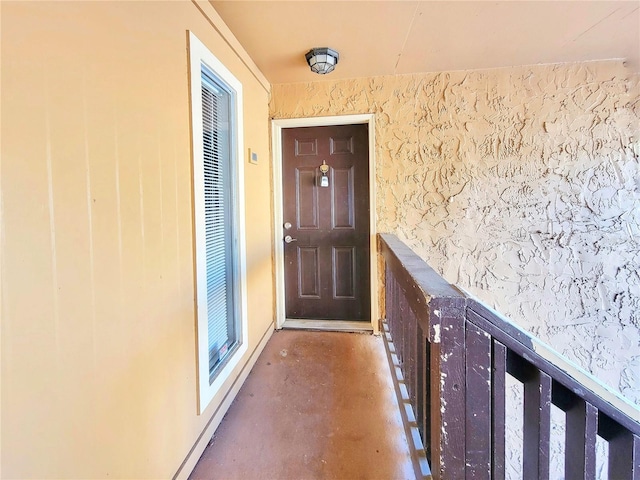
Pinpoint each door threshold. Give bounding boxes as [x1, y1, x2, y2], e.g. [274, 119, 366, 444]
[281, 319, 374, 333]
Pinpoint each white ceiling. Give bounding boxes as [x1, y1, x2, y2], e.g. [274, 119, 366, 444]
[211, 1, 640, 84]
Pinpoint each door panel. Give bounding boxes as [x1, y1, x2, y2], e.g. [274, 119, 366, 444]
[295, 138, 318, 156]
[298, 247, 320, 297]
[283, 124, 370, 321]
[331, 167, 355, 228]
[296, 168, 319, 229]
[332, 246, 356, 298]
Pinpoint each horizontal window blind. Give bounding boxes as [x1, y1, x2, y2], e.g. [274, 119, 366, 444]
[201, 68, 237, 380]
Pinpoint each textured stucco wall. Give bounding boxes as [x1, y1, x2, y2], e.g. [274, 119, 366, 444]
[271, 61, 640, 406]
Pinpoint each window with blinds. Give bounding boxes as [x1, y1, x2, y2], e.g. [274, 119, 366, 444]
[189, 31, 247, 414]
[201, 68, 238, 381]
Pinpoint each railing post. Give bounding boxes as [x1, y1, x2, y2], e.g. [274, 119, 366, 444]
[465, 322, 493, 480]
[565, 400, 597, 480]
[491, 340, 507, 480]
[600, 414, 640, 480]
[429, 296, 466, 480]
[523, 369, 552, 480]
[609, 432, 640, 480]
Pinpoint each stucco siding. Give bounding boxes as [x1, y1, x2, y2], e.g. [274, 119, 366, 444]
[271, 61, 640, 406]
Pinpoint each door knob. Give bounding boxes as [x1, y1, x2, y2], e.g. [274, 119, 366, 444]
[284, 235, 297, 244]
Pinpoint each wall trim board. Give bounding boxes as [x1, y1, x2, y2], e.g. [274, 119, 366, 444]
[271, 114, 379, 333]
[191, 0, 270, 93]
[173, 322, 275, 480]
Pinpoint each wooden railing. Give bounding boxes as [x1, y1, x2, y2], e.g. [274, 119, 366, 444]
[379, 234, 640, 480]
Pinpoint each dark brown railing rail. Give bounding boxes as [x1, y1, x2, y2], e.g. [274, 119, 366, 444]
[379, 233, 640, 480]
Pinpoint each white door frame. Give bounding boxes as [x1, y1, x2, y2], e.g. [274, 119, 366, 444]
[271, 114, 378, 333]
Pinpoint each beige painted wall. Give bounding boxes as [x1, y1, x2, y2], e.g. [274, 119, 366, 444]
[271, 62, 640, 406]
[1, 1, 273, 478]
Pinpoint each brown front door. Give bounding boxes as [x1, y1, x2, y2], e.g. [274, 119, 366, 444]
[282, 124, 370, 321]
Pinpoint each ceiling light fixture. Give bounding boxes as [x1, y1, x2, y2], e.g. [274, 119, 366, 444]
[305, 47, 339, 75]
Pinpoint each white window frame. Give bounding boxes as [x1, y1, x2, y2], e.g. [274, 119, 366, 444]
[189, 31, 248, 414]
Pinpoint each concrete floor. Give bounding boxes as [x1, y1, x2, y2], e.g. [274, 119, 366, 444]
[189, 330, 416, 480]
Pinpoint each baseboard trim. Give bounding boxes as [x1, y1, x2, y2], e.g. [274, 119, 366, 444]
[173, 322, 275, 480]
[281, 319, 374, 333]
[381, 321, 431, 480]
